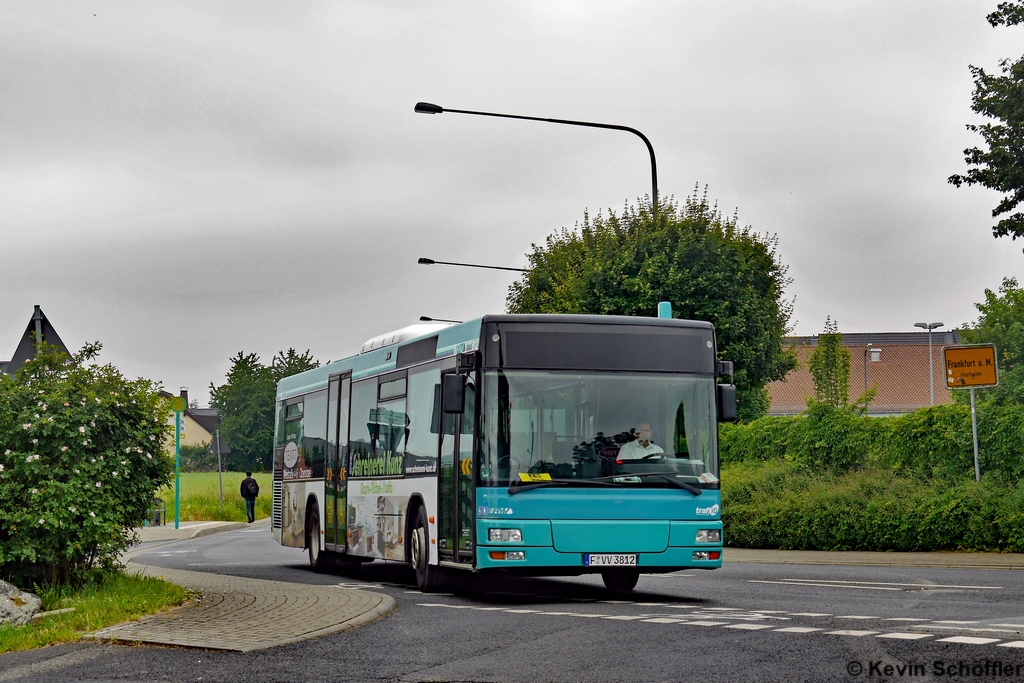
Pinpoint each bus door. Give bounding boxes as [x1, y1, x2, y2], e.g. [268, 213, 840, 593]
[325, 374, 350, 552]
[439, 370, 475, 565]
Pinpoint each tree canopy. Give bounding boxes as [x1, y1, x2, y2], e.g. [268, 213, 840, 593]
[507, 191, 796, 419]
[949, 1, 1024, 242]
[808, 317, 851, 408]
[208, 349, 319, 471]
[961, 276, 1024, 406]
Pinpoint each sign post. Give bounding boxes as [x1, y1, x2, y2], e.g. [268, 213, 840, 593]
[169, 396, 187, 528]
[943, 344, 998, 482]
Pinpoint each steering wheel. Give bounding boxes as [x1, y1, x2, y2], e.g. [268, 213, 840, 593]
[497, 455, 521, 471]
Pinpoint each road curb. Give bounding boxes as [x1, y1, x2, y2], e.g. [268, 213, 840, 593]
[724, 547, 1024, 570]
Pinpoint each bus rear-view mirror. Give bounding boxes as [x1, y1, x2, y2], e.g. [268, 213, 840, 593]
[717, 384, 737, 422]
[442, 374, 466, 414]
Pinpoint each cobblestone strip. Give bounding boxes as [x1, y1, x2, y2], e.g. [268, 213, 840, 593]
[85, 564, 396, 652]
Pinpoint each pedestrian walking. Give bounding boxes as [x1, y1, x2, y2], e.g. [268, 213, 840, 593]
[241, 471, 259, 523]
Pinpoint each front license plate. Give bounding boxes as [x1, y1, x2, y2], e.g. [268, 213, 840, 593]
[584, 553, 638, 567]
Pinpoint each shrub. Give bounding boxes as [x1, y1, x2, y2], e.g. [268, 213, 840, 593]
[0, 343, 173, 585]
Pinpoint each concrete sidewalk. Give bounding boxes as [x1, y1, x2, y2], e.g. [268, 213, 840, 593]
[89, 563, 395, 652]
[726, 547, 1024, 570]
[133, 519, 252, 544]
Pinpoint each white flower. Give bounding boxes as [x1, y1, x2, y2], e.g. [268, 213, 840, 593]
[125, 448, 131, 453]
[4, 449, 9, 455]
[61, 446, 68, 452]
[31, 439, 37, 444]
[25, 456, 33, 463]
[33, 454, 40, 461]
[90, 421, 96, 427]
[68, 507, 75, 512]
[79, 426, 86, 433]
[38, 519, 45, 525]
[22, 424, 31, 430]
[95, 398, 100, 403]
[0, 464, 4, 472]
[146, 453, 152, 459]
[31, 488, 37, 494]
[82, 440, 88, 445]
[89, 511, 96, 517]
[121, 460, 127, 465]
[95, 482, 101, 487]
[149, 435, 156, 441]
[112, 471, 118, 477]
[64, 402, 70, 407]
[74, 469, 79, 474]
[91, 458, 96, 463]
[41, 405, 47, 411]
[33, 414, 39, 419]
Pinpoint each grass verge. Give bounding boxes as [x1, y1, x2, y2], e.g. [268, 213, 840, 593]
[0, 572, 189, 653]
[154, 471, 273, 523]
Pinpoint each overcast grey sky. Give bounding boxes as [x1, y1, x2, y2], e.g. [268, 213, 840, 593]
[1, 1, 1021, 405]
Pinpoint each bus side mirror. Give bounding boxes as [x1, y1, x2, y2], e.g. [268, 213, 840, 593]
[717, 384, 738, 422]
[442, 374, 466, 414]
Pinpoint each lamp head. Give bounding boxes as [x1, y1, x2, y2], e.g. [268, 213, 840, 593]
[414, 102, 444, 114]
[914, 322, 927, 329]
[417, 258, 435, 265]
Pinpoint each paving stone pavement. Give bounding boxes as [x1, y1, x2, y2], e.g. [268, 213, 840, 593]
[86, 563, 395, 652]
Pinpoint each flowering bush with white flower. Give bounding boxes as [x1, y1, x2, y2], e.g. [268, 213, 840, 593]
[0, 342, 173, 585]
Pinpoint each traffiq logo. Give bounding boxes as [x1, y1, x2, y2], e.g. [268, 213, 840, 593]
[695, 504, 719, 515]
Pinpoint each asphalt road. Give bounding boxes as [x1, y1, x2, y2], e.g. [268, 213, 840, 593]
[5, 527, 1024, 682]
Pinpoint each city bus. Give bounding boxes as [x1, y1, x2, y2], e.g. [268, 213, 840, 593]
[271, 313, 736, 592]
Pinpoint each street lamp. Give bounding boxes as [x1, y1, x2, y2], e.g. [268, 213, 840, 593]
[914, 322, 944, 406]
[418, 257, 525, 273]
[863, 345, 881, 393]
[414, 101, 658, 212]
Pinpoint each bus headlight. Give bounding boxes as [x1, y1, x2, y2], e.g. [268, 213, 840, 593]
[693, 551, 721, 560]
[695, 529, 721, 543]
[488, 528, 523, 542]
[489, 551, 526, 560]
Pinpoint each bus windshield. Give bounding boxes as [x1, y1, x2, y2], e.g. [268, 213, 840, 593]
[479, 370, 718, 488]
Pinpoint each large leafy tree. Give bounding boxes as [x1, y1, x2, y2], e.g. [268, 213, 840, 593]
[961, 276, 1024, 405]
[208, 349, 319, 471]
[949, 1, 1024, 242]
[507, 191, 796, 419]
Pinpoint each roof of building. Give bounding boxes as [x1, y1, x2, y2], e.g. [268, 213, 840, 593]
[788, 331, 961, 347]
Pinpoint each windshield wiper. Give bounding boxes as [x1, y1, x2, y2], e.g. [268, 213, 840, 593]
[507, 478, 621, 495]
[595, 471, 703, 495]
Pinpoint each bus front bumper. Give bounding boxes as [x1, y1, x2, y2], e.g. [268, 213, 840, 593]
[476, 546, 723, 572]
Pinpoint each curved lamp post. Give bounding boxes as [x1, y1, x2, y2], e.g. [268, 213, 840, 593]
[914, 322, 944, 406]
[414, 101, 658, 212]
[418, 257, 525, 273]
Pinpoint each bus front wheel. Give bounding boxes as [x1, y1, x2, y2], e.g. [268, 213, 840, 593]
[411, 507, 445, 592]
[602, 570, 639, 592]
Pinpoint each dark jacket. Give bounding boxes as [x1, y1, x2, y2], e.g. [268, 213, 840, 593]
[241, 477, 259, 499]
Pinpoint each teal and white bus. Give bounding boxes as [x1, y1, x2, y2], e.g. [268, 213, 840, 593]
[271, 314, 736, 592]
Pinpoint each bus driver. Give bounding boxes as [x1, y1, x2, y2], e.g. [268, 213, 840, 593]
[617, 422, 664, 460]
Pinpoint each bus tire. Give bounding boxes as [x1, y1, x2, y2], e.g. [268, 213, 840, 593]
[412, 506, 445, 592]
[308, 506, 325, 571]
[602, 570, 639, 592]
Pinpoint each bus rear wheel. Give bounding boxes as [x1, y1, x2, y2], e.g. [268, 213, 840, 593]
[308, 507, 325, 570]
[411, 507, 445, 592]
[602, 570, 640, 592]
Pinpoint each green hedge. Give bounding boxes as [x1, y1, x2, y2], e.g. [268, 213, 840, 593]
[720, 403, 1024, 480]
[722, 461, 1024, 552]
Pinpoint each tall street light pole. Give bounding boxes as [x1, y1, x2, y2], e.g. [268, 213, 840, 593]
[914, 322, 944, 406]
[418, 257, 525, 273]
[414, 102, 658, 213]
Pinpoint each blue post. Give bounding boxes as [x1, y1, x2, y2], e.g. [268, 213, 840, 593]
[657, 301, 672, 319]
[174, 412, 181, 529]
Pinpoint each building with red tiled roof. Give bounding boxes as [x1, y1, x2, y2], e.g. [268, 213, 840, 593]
[767, 331, 962, 416]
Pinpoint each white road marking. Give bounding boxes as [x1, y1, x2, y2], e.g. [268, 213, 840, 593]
[776, 578, 1001, 590]
[643, 618, 687, 624]
[751, 610, 788, 614]
[684, 620, 731, 626]
[920, 625, 1021, 634]
[633, 602, 668, 606]
[788, 612, 831, 617]
[997, 641, 1024, 648]
[934, 620, 980, 624]
[937, 636, 1002, 645]
[992, 624, 1024, 628]
[703, 607, 742, 611]
[599, 600, 632, 604]
[775, 627, 822, 633]
[603, 615, 647, 620]
[885, 618, 930, 622]
[725, 624, 775, 630]
[749, 580, 902, 591]
[837, 616, 879, 620]
[876, 633, 933, 640]
[567, 613, 608, 618]
[826, 630, 879, 637]
[505, 609, 541, 614]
